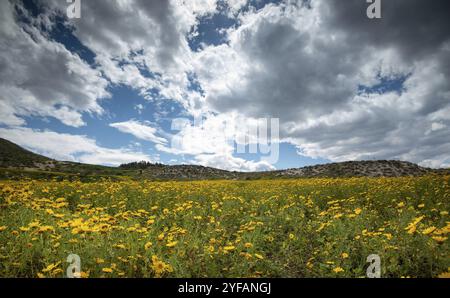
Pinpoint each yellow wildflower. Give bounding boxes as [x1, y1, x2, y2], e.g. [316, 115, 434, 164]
[437, 272, 450, 278]
[144, 242, 153, 250]
[166, 241, 178, 248]
[333, 267, 344, 273]
[422, 226, 436, 235]
[254, 253, 264, 260]
[432, 236, 448, 243]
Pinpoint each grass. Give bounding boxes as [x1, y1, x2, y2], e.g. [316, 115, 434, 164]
[0, 175, 449, 278]
[0, 168, 130, 182]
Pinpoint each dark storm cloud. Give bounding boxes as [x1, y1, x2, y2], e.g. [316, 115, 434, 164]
[323, 0, 450, 61]
[205, 10, 367, 121]
[206, 0, 450, 120]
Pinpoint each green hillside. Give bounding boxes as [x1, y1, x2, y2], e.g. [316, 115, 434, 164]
[0, 137, 448, 181]
[0, 138, 51, 167]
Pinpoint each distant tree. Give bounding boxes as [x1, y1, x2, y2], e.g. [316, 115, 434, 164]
[119, 161, 164, 170]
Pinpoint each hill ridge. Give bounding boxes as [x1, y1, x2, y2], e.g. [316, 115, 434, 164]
[0, 137, 448, 180]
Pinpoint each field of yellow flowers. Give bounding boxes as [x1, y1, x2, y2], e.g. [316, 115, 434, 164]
[0, 176, 449, 278]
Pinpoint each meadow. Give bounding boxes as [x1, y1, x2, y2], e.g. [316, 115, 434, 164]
[0, 176, 449, 278]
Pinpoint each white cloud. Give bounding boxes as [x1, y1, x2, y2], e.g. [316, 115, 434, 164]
[77, 148, 151, 167]
[110, 120, 167, 145]
[134, 104, 145, 114]
[227, 0, 248, 15]
[44, 0, 218, 106]
[155, 113, 277, 171]
[0, 0, 110, 127]
[2, 0, 218, 129]
[0, 127, 152, 166]
[194, 153, 274, 172]
[0, 101, 25, 127]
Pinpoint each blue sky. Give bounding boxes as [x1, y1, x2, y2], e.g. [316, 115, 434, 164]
[0, 0, 449, 170]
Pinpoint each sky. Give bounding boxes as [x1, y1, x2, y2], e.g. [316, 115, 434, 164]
[0, 0, 449, 171]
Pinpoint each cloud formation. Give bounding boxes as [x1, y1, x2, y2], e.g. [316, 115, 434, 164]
[190, 0, 450, 168]
[46, 0, 217, 106]
[0, 0, 110, 127]
[154, 113, 277, 171]
[0, 126, 152, 166]
[110, 120, 167, 145]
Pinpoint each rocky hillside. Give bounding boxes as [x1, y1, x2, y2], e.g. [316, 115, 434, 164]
[0, 138, 448, 180]
[269, 160, 438, 178]
[122, 160, 446, 180]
